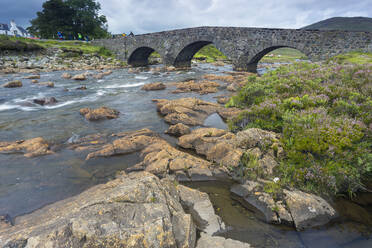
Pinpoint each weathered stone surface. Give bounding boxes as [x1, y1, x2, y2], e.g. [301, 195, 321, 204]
[0, 172, 197, 248]
[165, 123, 191, 137]
[24, 74, 40, 79]
[171, 80, 219, 95]
[153, 98, 222, 126]
[217, 107, 242, 121]
[142, 82, 166, 91]
[139, 140, 215, 179]
[0, 137, 52, 157]
[284, 189, 338, 230]
[2, 80, 22, 88]
[93, 27, 372, 72]
[178, 128, 243, 168]
[61, 72, 72, 79]
[33, 97, 58, 106]
[235, 128, 279, 149]
[230, 181, 292, 225]
[196, 233, 252, 248]
[80, 106, 120, 121]
[31, 79, 38, 84]
[177, 185, 225, 235]
[72, 73, 87, 80]
[216, 96, 230, 104]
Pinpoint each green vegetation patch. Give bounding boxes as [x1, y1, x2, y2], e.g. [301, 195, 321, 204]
[0, 35, 113, 57]
[327, 52, 372, 65]
[227, 59, 372, 196]
[260, 48, 308, 63]
[0, 35, 43, 52]
[194, 44, 228, 63]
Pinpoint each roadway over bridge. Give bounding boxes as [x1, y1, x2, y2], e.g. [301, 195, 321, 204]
[93, 26, 372, 72]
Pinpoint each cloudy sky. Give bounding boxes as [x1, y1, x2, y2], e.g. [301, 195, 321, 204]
[0, 0, 371, 34]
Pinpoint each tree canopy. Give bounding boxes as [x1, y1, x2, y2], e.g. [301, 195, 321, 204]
[27, 0, 109, 39]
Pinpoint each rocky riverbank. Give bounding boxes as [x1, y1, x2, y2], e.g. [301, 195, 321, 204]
[1, 58, 371, 247]
[0, 47, 126, 75]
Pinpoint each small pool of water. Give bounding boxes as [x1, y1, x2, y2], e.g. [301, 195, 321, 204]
[184, 181, 372, 248]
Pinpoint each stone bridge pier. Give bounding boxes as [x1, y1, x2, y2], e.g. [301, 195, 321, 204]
[93, 27, 372, 73]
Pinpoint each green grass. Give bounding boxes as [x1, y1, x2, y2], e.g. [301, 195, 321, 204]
[194, 44, 228, 63]
[227, 57, 372, 197]
[260, 48, 308, 63]
[0, 35, 113, 57]
[327, 52, 372, 65]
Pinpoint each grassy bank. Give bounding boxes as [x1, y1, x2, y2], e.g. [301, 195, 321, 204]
[227, 54, 372, 197]
[0, 35, 113, 57]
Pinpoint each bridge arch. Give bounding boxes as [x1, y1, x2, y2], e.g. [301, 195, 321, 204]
[128, 46, 159, 67]
[174, 41, 213, 68]
[237, 45, 310, 72]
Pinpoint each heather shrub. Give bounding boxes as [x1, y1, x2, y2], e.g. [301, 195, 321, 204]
[228, 61, 372, 196]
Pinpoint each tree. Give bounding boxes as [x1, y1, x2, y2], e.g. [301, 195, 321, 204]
[27, 0, 109, 39]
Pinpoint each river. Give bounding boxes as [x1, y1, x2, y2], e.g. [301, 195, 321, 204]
[0, 63, 371, 247]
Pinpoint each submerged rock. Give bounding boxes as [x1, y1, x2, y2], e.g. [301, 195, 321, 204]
[2, 80, 22, 88]
[61, 72, 72, 79]
[76, 86, 87, 90]
[177, 185, 225, 235]
[141, 82, 166, 91]
[153, 98, 222, 126]
[72, 73, 86, 80]
[196, 233, 252, 248]
[0, 137, 52, 157]
[283, 189, 338, 230]
[165, 123, 191, 137]
[33, 97, 58, 106]
[0, 172, 197, 248]
[24, 74, 40, 79]
[38, 81, 54, 87]
[79, 107, 120, 121]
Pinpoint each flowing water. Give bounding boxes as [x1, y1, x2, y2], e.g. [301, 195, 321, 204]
[0, 63, 371, 247]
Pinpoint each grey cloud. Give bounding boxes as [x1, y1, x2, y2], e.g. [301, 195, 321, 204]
[0, 0, 370, 34]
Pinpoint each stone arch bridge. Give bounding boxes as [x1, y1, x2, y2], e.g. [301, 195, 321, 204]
[93, 26, 372, 72]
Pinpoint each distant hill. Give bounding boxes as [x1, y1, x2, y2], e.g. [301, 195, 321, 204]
[302, 17, 372, 32]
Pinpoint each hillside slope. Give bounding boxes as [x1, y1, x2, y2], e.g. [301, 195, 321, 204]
[302, 17, 372, 32]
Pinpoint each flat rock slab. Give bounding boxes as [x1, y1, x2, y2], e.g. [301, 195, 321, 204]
[284, 189, 338, 230]
[0, 137, 52, 158]
[0, 172, 196, 248]
[177, 185, 225, 235]
[153, 98, 222, 126]
[141, 82, 166, 91]
[196, 233, 252, 248]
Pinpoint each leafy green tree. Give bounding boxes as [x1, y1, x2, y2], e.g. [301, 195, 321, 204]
[27, 0, 109, 39]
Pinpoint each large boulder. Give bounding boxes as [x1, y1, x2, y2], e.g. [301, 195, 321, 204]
[165, 123, 191, 137]
[283, 189, 338, 230]
[153, 98, 222, 126]
[177, 185, 225, 235]
[80, 107, 120, 121]
[196, 233, 252, 248]
[231, 181, 292, 225]
[0, 137, 52, 157]
[0, 172, 197, 248]
[231, 182, 338, 230]
[142, 82, 166, 91]
[2, 80, 22, 88]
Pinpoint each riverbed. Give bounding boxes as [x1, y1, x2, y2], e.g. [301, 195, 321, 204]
[0, 63, 371, 247]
